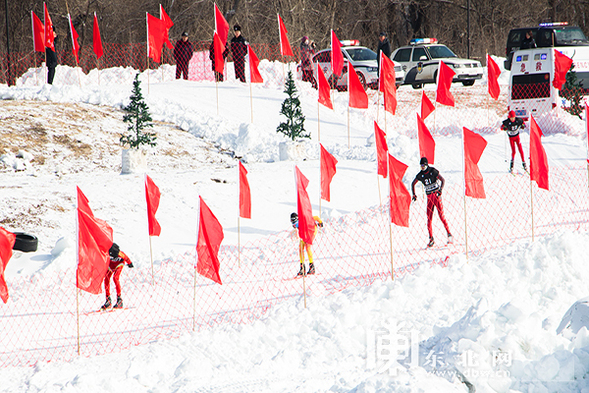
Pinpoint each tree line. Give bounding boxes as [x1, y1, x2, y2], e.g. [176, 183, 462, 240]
[1, 0, 589, 63]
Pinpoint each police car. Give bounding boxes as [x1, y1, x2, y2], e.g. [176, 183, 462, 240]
[391, 38, 483, 89]
[307, 40, 405, 90]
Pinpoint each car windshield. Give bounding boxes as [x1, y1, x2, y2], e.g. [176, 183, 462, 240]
[426, 45, 457, 59]
[554, 27, 589, 45]
[345, 47, 377, 61]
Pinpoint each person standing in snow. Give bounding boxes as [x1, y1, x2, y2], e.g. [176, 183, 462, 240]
[230, 24, 247, 83]
[411, 157, 453, 248]
[174, 32, 193, 80]
[376, 32, 391, 76]
[290, 212, 323, 276]
[300, 36, 316, 88]
[45, 29, 58, 85]
[501, 110, 527, 173]
[101, 243, 133, 310]
[209, 36, 229, 82]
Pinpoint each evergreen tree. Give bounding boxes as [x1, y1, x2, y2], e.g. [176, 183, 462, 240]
[120, 74, 157, 149]
[561, 63, 584, 118]
[277, 71, 309, 141]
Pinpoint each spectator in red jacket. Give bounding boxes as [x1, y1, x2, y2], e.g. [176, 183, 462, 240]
[174, 32, 193, 80]
[101, 243, 133, 310]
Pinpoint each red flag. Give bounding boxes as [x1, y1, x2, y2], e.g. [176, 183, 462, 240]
[213, 32, 225, 74]
[68, 15, 80, 63]
[0, 227, 16, 304]
[421, 91, 435, 120]
[44, 3, 54, 50]
[320, 144, 338, 202]
[76, 187, 114, 295]
[529, 116, 549, 191]
[436, 61, 456, 107]
[487, 54, 501, 100]
[248, 45, 263, 83]
[417, 113, 435, 164]
[160, 5, 174, 50]
[197, 197, 224, 285]
[32, 11, 45, 52]
[93, 13, 103, 59]
[295, 166, 315, 245]
[318, 66, 333, 109]
[214, 3, 229, 45]
[147, 13, 166, 63]
[463, 127, 487, 199]
[348, 63, 368, 109]
[239, 161, 251, 219]
[374, 121, 388, 178]
[145, 175, 161, 236]
[331, 30, 344, 77]
[388, 154, 411, 227]
[379, 53, 397, 115]
[553, 49, 573, 90]
[278, 14, 294, 57]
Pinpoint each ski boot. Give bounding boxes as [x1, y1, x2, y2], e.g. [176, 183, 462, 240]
[113, 296, 123, 309]
[509, 160, 514, 174]
[297, 264, 305, 277]
[307, 263, 315, 275]
[522, 162, 528, 172]
[100, 296, 111, 310]
[427, 237, 435, 248]
[447, 234, 454, 244]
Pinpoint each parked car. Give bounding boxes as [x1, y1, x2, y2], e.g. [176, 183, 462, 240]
[298, 40, 405, 90]
[391, 38, 483, 89]
[504, 22, 589, 70]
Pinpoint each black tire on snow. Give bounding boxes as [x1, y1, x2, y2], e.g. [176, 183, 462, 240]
[12, 232, 38, 253]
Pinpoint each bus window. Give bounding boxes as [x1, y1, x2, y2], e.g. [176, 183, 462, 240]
[511, 73, 550, 100]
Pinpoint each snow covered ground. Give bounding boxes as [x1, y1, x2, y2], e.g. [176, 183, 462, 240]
[0, 58, 589, 392]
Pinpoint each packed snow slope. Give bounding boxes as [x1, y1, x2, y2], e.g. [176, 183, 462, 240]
[0, 58, 588, 392]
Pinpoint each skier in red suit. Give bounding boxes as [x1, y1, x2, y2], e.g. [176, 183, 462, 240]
[411, 157, 453, 248]
[101, 243, 133, 310]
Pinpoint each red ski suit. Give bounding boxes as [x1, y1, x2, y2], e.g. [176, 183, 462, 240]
[104, 251, 132, 298]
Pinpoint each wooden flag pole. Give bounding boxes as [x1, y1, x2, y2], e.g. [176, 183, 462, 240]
[76, 287, 80, 355]
[347, 105, 350, 148]
[149, 235, 154, 285]
[462, 127, 469, 260]
[388, 222, 394, 280]
[530, 178, 535, 242]
[317, 101, 321, 142]
[193, 199, 200, 331]
[249, 77, 254, 123]
[238, 216, 241, 268]
[146, 13, 150, 94]
[215, 78, 219, 115]
[302, 261, 307, 308]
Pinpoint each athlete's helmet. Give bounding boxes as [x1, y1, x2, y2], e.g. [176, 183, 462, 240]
[290, 212, 298, 223]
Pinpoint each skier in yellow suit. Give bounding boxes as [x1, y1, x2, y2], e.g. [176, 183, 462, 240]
[290, 212, 323, 276]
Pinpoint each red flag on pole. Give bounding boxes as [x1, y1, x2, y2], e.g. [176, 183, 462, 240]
[197, 196, 224, 285]
[487, 54, 501, 100]
[318, 66, 333, 109]
[68, 15, 80, 63]
[379, 53, 397, 115]
[213, 32, 225, 74]
[320, 144, 338, 202]
[436, 61, 456, 107]
[553, 49, 573, 90]
[76, 187, 114, 295]
[348, 63, 368, 109]
[93, 13, 103, 59]
[421, 91, 435, 120]
[145, 175, 161, 236]
[295, 166, 315, 245]
[147, 13, 166, 63]
[0, 226, 16, 304]
[374, 121, 388, 178]
[44, 3, 54, 50]
[160, 5, 174, 50]
[278, 14, 294, 57]
[32, 11, 45, 52]
[463, 127, 487, 199]
[417, 113, 435, 164]
[388, 154, 411, 227]
[331, 30, 344, 77]
[248, 45, 263, 83]
[529, 116, 550, 191]
[239, 161, 251, 219]
[214, 3, 229, 45]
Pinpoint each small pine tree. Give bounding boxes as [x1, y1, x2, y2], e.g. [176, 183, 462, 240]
[561, 63, 584, 118]
[120, 74, 157, 149]
[277, 71, 309, 141]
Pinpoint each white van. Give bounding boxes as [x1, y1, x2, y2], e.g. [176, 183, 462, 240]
[508, 45, 589, 119]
